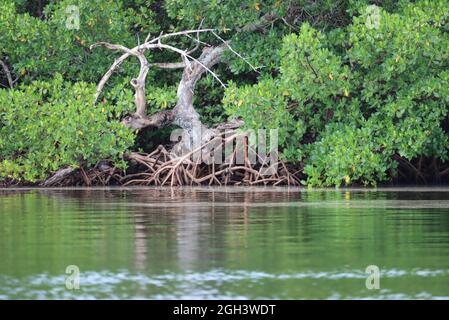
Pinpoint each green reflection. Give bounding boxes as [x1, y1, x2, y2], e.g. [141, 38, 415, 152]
[1, 188, 449, 299]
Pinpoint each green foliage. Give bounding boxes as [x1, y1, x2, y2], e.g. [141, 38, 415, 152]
[223, 78, 305, 160]
[1, 0, 448, 186]
[0, 75, 135, 182]
[225, 0, 449, 186]
[165, 0, 352, 74]
[0, 0, 157, 83]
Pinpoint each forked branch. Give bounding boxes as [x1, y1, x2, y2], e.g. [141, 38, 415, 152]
[91, 29, 235, 135]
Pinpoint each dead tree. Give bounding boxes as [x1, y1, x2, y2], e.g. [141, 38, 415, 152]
[90, 29, 233, 147]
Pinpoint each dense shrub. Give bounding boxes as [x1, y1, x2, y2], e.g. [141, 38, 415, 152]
[0, 75, 135, 182]
[224, 0, 449, 186]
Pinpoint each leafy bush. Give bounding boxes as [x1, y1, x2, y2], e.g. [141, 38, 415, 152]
[225, 0, 449, 186]
[223, 78, 305, 161]
[0, 75, 135, 182]
[0, 0, 156, 83]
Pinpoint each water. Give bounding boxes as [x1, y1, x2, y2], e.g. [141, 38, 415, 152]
[1, 187, 449, 299]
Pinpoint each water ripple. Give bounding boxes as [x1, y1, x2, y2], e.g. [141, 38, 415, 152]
[1, 268, 449, 300]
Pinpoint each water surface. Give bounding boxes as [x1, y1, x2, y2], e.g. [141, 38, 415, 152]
[1, 187, 449, 299]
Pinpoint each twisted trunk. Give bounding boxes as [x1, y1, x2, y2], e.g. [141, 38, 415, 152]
[123, 44, 227, 142]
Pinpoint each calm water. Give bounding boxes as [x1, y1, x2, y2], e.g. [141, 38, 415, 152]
[1, 187, 449, 299]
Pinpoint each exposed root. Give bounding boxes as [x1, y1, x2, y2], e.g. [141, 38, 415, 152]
[120, 135, 302, 187]
[49, 161, 123, 187]
[40, 133, 302, 187]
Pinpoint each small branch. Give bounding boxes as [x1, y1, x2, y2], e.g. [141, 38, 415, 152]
[91, 29, 222, 105]
[144, 28, 216, 47]
[90, 42, 134, 55]
[393, 154, 427, 183]
[237, 12, 279, 32]
[122, 110, 174, 130]
[185, 18, 205, 55]
[305, 54, 319, 79]
[211, 31, 259, 73]
[42, 167, 76, 187]
[150, 62, 186, 69]
[155, 42, 227, 88]
[0, 59, 14, 89]
[439, 165, 449, 177]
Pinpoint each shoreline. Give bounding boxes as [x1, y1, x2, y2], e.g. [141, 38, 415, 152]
[3, 185, 449, 192]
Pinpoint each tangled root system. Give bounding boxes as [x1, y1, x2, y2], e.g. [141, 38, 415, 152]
[53, 135, 302, 187]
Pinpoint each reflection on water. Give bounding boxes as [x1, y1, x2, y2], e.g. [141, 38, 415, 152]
[1, 187, 449, 299]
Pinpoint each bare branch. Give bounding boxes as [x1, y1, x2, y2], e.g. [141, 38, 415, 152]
[185, 18, 206, 55]
[145, 28, 216, 46]
[131, 53, 150, 117]
[42, 167, 76, 186]
[92, 26, 256, 138]
[211, 31, 260, 73]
